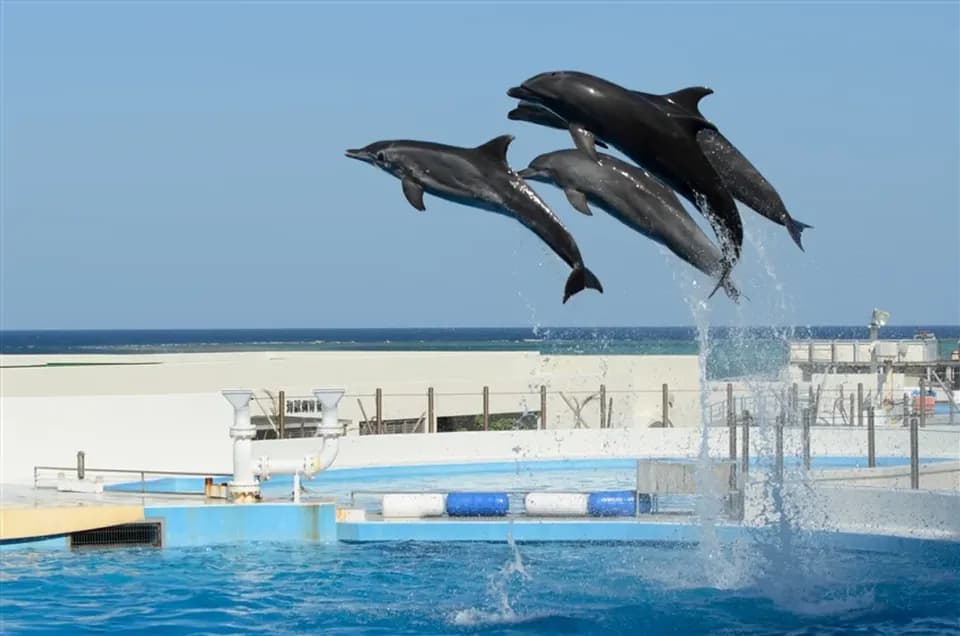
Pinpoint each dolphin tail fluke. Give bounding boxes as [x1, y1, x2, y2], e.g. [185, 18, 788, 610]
[786, 217, 813, 251]
[563, 265, 604, 304]
[707, 265, 743, 303]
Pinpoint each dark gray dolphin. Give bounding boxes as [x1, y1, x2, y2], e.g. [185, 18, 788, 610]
[511, 96, 812, 250]
[643, 87, 813, 250]
[344, 134, 603, 303]
[506, 71, 743, 270]
[518, 149, 741, 302]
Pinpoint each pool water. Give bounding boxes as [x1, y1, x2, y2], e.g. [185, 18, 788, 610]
[2, 539, 958, 635]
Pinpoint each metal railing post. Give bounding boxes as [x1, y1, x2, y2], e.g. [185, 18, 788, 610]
[791, 383, 799, 429]
[76, 451, 85, 480]
[727, 383, 736, 460]
[775, 408, 784, 483]
[599, 384, 606, 429]
[741, 405, 750, 477]
[375, 388, 383, 435]
[867, 406, 876, 467]
[540, 385, 547, 430]
[910, 402, 920, 490]
[427, 387, 435, 433]
[278, 390, 286, 439]
[802, 407, 811, 470]
[482, 386, 490, 431]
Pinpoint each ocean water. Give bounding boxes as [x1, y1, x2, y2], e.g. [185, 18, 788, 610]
[2, 540, 958, 635]
[2, 325, 958, 380]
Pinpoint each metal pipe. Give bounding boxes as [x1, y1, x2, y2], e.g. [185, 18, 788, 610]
[857, 383, 864, 427]
[375, 388, 383, 435]
[662, 383, 669, 427]
[919, 379, 927, 429]
[222, 389, 258, 502]
[867, 406, 876, 468]
[599, 384, 606, 429]
[77, 451, 85, 480]
[775, 410, 784, 483]
[482, 386, 490, 431]
[741, 405, 750, 477]
[910, 402, 920, 489]
[427, 387, 435, 434]
[540, 385, 547, 430]
[278, 390, 286, 439]
[727, 383, 736, 460]
[802, 408, 811, 470]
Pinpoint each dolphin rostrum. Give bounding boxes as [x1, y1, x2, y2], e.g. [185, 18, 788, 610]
[518, 149, 741, 302]
[344, 134, 603, 303]
[507, 71, 743, 270]
[643, 86, 813, 250]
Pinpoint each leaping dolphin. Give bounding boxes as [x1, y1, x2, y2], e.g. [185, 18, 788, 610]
[511, 88, 813, 250]
[345, 134, 603, 303]
[507, 71, 743, 270]
[643, 86, 812, 250]
[518, 149, 742, 302]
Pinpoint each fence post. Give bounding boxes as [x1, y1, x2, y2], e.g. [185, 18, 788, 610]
[599, 384, 607, 429]
[427, 387, 435, 434]
[867, 406, 876, 467]
[662, 383, 669, 427]
[727, 383, 736, 460]
[775, 407, 784, 483]
[77, 451, 86, 480]
[741, 402, 750, 478]
[540, 385, 547, 430]
[802, 408, 811, 470]
[278, 390, 286, 439]
[911, 386, 920, 489]
[857, 383, 864, 427]
[482, 386, 490, 431]
[375, 388, 383, 435]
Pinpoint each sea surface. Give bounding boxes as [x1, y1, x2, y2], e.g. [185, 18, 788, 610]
[2, 326, 958, 380]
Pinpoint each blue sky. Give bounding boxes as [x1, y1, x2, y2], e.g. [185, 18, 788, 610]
[2, 1, 958, 329]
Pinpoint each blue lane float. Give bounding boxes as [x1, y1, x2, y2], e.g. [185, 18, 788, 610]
[587, 491, 653, 517]
[445, 492, 510, 517]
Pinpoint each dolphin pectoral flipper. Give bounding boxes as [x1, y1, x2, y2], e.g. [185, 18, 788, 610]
[568, 124, 599, 162]
[402, 178, 426, 211]
[564, 188, 593, 216]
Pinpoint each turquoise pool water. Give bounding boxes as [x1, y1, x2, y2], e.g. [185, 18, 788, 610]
[2, 539, 958, 634]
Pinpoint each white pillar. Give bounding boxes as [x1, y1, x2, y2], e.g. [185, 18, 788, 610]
[222, 389, 260, 502]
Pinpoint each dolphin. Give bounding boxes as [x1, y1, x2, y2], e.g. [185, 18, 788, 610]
[643, 87, 813, 250]
[511, 90, 812, 251]
[506, 71, 743, 269]
[518, 149, 741, 302]
[344, 134, 603, 303]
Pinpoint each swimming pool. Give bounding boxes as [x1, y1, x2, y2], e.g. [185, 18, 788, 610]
[2, 538, 958, 634]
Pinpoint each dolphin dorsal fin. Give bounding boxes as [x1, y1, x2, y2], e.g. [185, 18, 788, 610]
[662, 86, 714, 118]
[476, 134, 515, 165]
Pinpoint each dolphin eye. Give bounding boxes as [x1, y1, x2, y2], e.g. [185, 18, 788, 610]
[376, 152, 386, 161]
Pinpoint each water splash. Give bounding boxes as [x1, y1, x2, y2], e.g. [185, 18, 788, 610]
[449, 532, 532, 626]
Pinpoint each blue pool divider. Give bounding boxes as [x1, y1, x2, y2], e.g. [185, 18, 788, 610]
[446, 492, 509, 517]
[587, 491, 648, 517]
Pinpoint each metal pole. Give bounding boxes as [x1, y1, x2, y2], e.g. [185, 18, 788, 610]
[775, 410, 784, 483]
[741, 403, 750, 477]
[849, 394, 855, 426]
[857, 383, 864, 427]
[919, 379, 927, 429]
[790, 383, 798, 428]
[903, 392, 910, 427]
[727, 383, 736, 460]
[540, 385, 547, 430]
[427, 387, 435, 433]
[278, 390, 286, 439]
[375, 388, 383, 435]
[599, 384, 607, 429]
[76, 451, 85, 480]
[662, 383, 669, 427]
[482, 386, 490, 431]
[867, 406, 876, 468]
[910, 402, 920, 490]
[802, 407, 811, 471]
